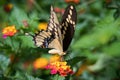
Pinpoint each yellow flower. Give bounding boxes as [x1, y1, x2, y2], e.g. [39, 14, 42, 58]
[33, 57, 48, 69]
[61, 65, 68, 70]
[2, 25, 17, 38]
[49, 54, 61, 63]
[38, 23, 47, 30]
[60, 62, 67, 66]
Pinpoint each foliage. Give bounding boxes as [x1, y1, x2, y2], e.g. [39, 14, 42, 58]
[0, 0, 120, 80]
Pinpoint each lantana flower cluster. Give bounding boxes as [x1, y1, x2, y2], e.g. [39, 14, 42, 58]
[45, 61, 73, 77]
[33, 55, 73, 76]
[65, 0, 80, 4]
[2, 25, 17, 38]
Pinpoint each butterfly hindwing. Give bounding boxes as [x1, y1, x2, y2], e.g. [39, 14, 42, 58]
[61, 5, 77, 51]
[33, 30, 53, 48]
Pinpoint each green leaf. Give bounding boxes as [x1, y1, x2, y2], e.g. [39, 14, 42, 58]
[9, 7, 29, 28]
[67, 56, 86, 66]
[2, 37, 20, 52]
[13, 71, 43, 80]
[73, 14, 120, 49]
[102, 41, 120, 57]
[17, 36, 35, 48]
[51, 74, 65, 80]
[25, 73, 43, 80]
[4, 37, 12, 47]
[11, 37, 20, 52]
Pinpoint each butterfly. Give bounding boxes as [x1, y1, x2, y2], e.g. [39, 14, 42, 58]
[33, 4, 77, 55]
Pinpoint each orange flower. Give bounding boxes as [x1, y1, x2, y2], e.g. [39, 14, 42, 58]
[45, 61, 73, 76]
[54, 7, 65, 14]
[2, 25, 17, 38]
[65, 0, 80, 4]
[38, 23, 47, 30]
[33, 57, 48, 69]
[49, 54, 61, 63]
[4, 3, 13, 12]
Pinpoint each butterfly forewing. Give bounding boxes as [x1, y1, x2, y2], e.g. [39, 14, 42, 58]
[61, 5, 77, 51]
[47, 6, 62, 45]
[33, 6, 62, 50]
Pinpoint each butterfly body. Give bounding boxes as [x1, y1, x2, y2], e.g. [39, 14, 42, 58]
[33, 5, 77, 55]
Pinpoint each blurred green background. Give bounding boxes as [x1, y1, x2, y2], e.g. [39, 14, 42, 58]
[0, 0, 120, 80]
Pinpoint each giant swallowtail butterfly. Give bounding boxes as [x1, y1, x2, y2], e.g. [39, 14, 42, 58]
[33, 4, 77, 55]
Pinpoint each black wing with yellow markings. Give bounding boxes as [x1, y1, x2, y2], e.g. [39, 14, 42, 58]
[61, 4, 77, 51]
